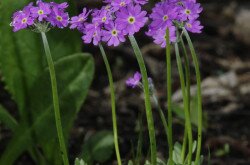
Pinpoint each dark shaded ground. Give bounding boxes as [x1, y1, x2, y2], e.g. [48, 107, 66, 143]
[1, 0, 250, 165]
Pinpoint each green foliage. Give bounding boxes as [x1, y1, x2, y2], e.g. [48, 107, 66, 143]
[173, 142, 183, 165]
[0, 0, 94, 164]
[215, 143, 230, 157]
[0, 105, 18, 131]
[81, 131, 115, 164]
[172, 97, 208, 130]
[0, 54, 94, 164]
[75, 158, 88, 165]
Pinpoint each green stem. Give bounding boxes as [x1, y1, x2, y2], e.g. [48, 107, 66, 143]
[165, 28, 173, 165]
[181, 129, 188, 162]
[182, 28, 203, 165]
[129, 35, 157, 165]
[174, 41, 193, 165]
[180, 37, 191, 163]
[41, 32, 69, 165]
[152, 95, 169, 142]
[98, 44, 122, 165]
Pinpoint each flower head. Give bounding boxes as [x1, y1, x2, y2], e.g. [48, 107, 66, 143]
[102, 22, 126, 46]
[115, 4, 147, 35]
[30, 1, 51, 21]
[82, 23, 102, 46]
[111, 0, 132, 11]
[133, 0, 148, 5]
[11, 11, 34, 32]
[10, 1, 69, 32]
[92, 8, 112, 25]
[48, 4, 69, 28]
[126, 72, 142, 88]
[185, 20, 203, 33]
[147, 0, 203, 47]
[70, 8, 91, 30]
[149, 26, 176, 48]
[149, 1, 178, 30]
[179, 1, 202, 21]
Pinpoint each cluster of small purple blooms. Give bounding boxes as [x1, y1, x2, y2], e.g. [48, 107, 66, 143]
[10, 0, 69, 32]
[70, 0, 148, 46]
[11, 0, 203, 48]
[147, 0, 203, 47]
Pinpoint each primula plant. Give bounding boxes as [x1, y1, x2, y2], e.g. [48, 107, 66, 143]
[0, 0, 205, 164]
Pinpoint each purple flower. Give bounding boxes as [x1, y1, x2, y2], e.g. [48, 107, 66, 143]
[150, 26, 176, 48]
[11, 12, 34, 32]
[185, 20, 203, 33]
[30, 1, 51, 21]
[102, 22, 126, 46]
[111, 0, 132, 11]
[133, 0, 148, 5]
[50, 2, 68, 10]
[82, 23, 102, 45]
[115, 4, 147, 35]
[49, 5, 69, 28]
[70, 8, 91, 30]
[126, 72, 142, 88]
[11, 1, 70, 32]
[149, 1, 178, 30]
[179, 1, 202, 21]
[92, 8, 112, 25]
[11, 3, 34, 32]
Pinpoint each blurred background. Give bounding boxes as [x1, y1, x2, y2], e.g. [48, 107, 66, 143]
[1, 0, 250, 165]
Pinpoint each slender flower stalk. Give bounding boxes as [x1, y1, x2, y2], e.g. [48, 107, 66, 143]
[165, 28, 174, 165]
[174, 37, 193, 165]
[182, 28, 203, 165]
[180, 36, 191, 163]
[98, 44, 122, 165]
[152, 95, 169, 144]
[181, 129, 188, 162]
[41, 32, 69, 165]
[128, 35, 157, 165]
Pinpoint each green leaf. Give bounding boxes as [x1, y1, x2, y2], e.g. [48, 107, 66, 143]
[0, 104, 18, 131]
[0, 0, 81, 118]
[75, 158, 88, 165]
[0, 0, 44, 119]
[192, 140, 197, 154]
[173, 142, 182, 165]
[128, 160, 134, 165]
[0, 53, 94, 164]
[81, 131, 114, 164]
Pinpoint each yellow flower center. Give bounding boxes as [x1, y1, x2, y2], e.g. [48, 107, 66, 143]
[22, 18, 27, 24]
[163, 15, 169, 21]
[38, 10, 44, 15]
[78, 17, 84, 21]
[120, 2, 126, 6]
[186, 23, 192, 28]
[102, 16, 107, 22]
[111, 29, 118, 36]
[185, 9, 191, 15]
[177, 1, 183, 5]
[128, 16, 135, 24]
[56, 16, 62, 21]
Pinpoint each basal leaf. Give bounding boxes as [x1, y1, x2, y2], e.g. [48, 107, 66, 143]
[81, 131, 114, 164]
[0, 53, 94, 164]
[0, 104, 18, 131]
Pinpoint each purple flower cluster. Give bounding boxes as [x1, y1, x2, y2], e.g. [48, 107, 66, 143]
[70, 0, 148, 46]
[11, 0, 69, 32]
[147, 0, 203, 47]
